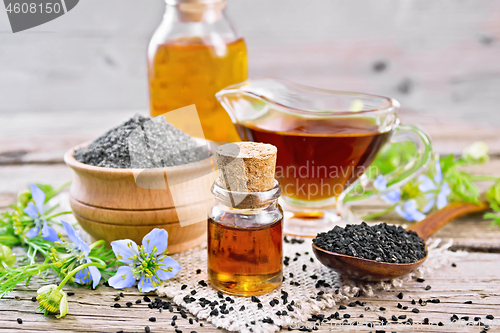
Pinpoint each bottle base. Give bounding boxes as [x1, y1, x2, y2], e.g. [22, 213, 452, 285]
[208, 269, 283, 296]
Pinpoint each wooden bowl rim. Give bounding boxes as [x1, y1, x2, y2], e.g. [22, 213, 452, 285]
[64, 142, 214, 176]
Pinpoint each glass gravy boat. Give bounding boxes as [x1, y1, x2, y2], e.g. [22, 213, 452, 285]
[216, 78, 432, 236]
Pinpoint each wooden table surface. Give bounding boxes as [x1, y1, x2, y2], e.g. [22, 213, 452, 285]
[1, 110, 500, 332]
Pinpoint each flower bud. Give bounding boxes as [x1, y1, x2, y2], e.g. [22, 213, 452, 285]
[0, 245, 15, 272]
[36, 285, 68, 318]
[462, 141, 489, 164]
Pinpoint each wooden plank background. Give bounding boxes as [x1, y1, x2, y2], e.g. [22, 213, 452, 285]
[0, 0, 499, 125]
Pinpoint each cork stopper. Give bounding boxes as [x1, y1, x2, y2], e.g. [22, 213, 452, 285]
[215, 142, 277, 193]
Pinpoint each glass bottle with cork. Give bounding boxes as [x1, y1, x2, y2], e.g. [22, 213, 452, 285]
[208, 142, 283, 296]
[148, 0, 247, 143]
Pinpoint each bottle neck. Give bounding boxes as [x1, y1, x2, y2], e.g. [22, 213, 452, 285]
[165, 0, 227, 23]
[211, 180, 282, 210]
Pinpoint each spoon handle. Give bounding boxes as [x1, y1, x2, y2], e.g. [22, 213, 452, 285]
[407, 201, 489, 240]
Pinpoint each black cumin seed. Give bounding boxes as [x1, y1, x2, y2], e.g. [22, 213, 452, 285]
[191, 331, 197, 333]
[171, 321, 176, 326]
[17, 318, 22, 324]
[464, 300, 472, 304]
[398, 315, 406, 319]
[416, 278, 425, 283]
[136, 299, 142, 304]
[144, 296, 151, 302]
[412, 308, 419, 313]
[119, 292, 124, 297]
[31, 296, 36, 302]
[191, 290, 196, 295]
[181, 285, 187, 290]
[379, 316, 386, 321]
[317, 291, 324, 296]
[217, 291, 223, 298]
[302, 264, 307, 271]
[239, 306, 245, 311]
[438, 322, 444, 326]
[67, 292, 75, 296]
[486, 315, 494, 320]
[145, 326, 150, 333]
[189, 318, 193, 324]
[475, 317, 481, 321]
[126, 302, 132, 307]
[149, 317, 156, 322]
[425, 285, 431, 290]
[257, 303, 263, 309]
[114, 296, 120, 301]
[175, 330, 182, 333]
[113, 303, 121, 308]
[198, 280, 207, 287]
[423, 318, 429, 324]
[402, 306, 408, 310]
[251, 296, 261, 303]
[348, 302, 356, 307]
[339, 305, 346, 310]
[397, 303, 402, 309]
[196, 269, 201, 274]
[173, 315, 178, 320]
[411, 299, 416, 305]
[379, 307, 386, 311]
[365, 307, 370, 311]
[397, 292, 403, 299]
[391, 315, 398, 321]
[452, 263, 457, 267]
[310, 258, 314, 263]
[287, 305, 294, 312]
[343, 314, 350, 318]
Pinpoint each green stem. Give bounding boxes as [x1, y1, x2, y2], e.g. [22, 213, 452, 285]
[362, 204, 397, 220]
[89, 240, 106, 250]
[468, 175, 500, 182]
[0, 235, 20, 246]
[56, 262, 106, 291]
[44, 211, 72, 220]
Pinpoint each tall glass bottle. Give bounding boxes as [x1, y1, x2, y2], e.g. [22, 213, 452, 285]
[148, 0, 247, 143]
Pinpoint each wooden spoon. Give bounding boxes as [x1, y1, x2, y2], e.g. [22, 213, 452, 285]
[312, 201, 488, 281]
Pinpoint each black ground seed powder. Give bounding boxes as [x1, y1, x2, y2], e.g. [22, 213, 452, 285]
[74, 114, 210, 169]
[313, 222, 427, 263]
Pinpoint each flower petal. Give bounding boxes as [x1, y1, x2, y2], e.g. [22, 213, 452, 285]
[433, 159, 443, 183]
[142, 228, 168, 256]
[41, 221, 61, 242]
[156, 256, 181, 281]
[86, 258, 102, 289]
[423, 198, 435, 213]
[110, 239, 139, 264]
[24, 202, 39, 219]
[74, 267, 91, 285]
[138, 275, 160, 293]
[108, 266, 136, 289]
[394, 205, 409, 221]
[56, 292, 68, 319]
[25, 226, 40, 239]
[382, 190, 400, 204]
[61, 220, 89, 254]
[30, 183, 45, 214]
[373, 175, 387, 191]
[406, 200, 426, 221]
[418, 175, 436, 193]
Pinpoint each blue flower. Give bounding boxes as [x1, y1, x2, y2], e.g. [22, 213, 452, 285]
[418, 159, 451, 212]
[395, 200, 426, 222]
[24, 184, 59, 242]
[60, 220, 101, 288]
[373, 175, 401, 204]
[109, 228, 181, 293]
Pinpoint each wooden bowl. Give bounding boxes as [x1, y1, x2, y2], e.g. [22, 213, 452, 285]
[64, 143, 215, 253]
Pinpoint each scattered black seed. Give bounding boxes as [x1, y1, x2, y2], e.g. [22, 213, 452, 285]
[175, 330, 182, 333]
[438, 322, 444, 326]
[198, 280, 207, 287]
[343, 314, 350, 319]
[423, 318, 429, 324]
[452, 263, 457, 267]
[397, 292, 403, 299]
[339, 305, 347, 310]
[251, 296, 261, 303]
[464, 300, 472, 304]
[429, 299, 440, 303]
[379, 316, 386, 321]
[462, 316, 470, 321]
[14, 296, 21, 300]
[149, 317, 156, 322]
[313, 222, 426, 263]
[310, 258, 314, 263]
[425, 285, 431, 290]
[411, 299, 416, 305]
[379, 307, 386, 311]
[191, 331, 197, 333]
[416, 278, 425, 283]
[397, 303, 402, 309]
[287, 305, 294, 312]
[31, 296, 37, 302]
[196, 269, 201, 274]
[373, 61, 387, 72]
[486, 315, 494, 320]
[402, 306, 408, 310]
[359, 314, 364, 318]
[317, 291, 324, 296]
[217, 291, 223, 298]
[145, 326, 150, 333]
[17, 318, 22, 324]
[67, 292, 75, 296]
[144, 296, 151, 302]
[116, 331, 123, 333]
[398, 315, 406, 319]
[173, 315, 178, 320]
[114, 296, 121, 301]
[348, 302, 356, 307]
[189, 318, 193, 324]
[365, 307, 370, 311]
[200, 323, 203, 327]
[126, 302, 132, 307]
[239, 306, 245, 311]
[119, 292, 124, 297]
[181, 285, 187, 290]
[257, 303, 263, 309]
[263, 318, 274, 324]
[113, 303, 121, 308]
[391, 315, 398, 321]
[475, 317, 481, 321]
[171, 321, 176, 326]
[412, 308, 419, 313]
[310, 274, 317, 280]
[210, 309, 218, 316]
